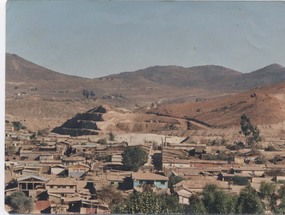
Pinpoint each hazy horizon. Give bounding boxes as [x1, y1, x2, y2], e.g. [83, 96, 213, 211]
[6, 1, 285, 78]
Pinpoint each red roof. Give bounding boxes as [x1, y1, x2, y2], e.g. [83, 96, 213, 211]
[36, 200, 51, 211]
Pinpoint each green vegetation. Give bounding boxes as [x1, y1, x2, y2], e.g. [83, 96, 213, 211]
[121, 146, 148, 171]
[108, 131, 115, 141]
[113, 191, 184, 214]
[7, 192, 34, 213]
[203, 152, 234, 163]
[259, 181, 276, 210]
[82, 89, 95, 99]
[97, 185, 124, 209]
[236, 185, 264, 214]
[98, 138, 107, 145]
[111, 183, 285, 214]
[37, 128, 49, 137]
[226, 141, 245, 150]
[232, 175, 249, 186]
[202, 184, 237, 214]
[185, 194, 207, 214]
[12, 121, 26, 131]
[240, 114, 261, 147]
[5, 144, 16, 156]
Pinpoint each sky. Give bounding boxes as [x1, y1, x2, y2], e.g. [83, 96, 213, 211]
[5, 0, 285, 78]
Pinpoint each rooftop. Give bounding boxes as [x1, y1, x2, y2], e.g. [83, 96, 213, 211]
[132, 172, 168, 181]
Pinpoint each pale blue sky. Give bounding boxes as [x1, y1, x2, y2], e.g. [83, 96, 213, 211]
[6, 1, 285, 78]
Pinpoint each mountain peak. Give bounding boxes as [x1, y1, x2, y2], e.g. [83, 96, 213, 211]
[262, 63, 284, 70]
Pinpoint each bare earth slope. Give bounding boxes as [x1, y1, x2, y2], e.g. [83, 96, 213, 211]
[149, 82, 285, 127]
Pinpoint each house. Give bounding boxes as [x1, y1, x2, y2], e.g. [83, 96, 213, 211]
[131, 172, 168, 189]
[35, 200, 51, 214]
[174, 176, 229, 194]
[50, 165, 66, 175]
[68, 164, 90, 178]
[62, 156, 86, 166]
[46, 178, 77, 203]
[232, 166, 265, 177]
[175, 187, 193, 205]
[17, 175, 48, 197]
[106, 173, 126, 187]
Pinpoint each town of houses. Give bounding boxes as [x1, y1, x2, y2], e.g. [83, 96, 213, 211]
[4, 121, 285, 214]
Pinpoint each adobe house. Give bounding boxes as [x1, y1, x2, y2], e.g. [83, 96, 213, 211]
[62, 156, 85, 166]
[46, 178, 78, 205]
[17, 175, 48, 197]
[68, 163, 90, 178]
[175, 186, 193, 205]
[50, 165, 66, 175]
[131, 172, 168, 189]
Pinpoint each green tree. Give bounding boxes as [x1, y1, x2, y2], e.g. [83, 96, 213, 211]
[240, 114, 261, 147]
[186, 194, 207, 214]
[278, 184, 285, 199]
[123, 191, 163, 214]
[97, 185, 124, 209]
[97, 138, 107, 145]
[259, 181, 276, 199]
[121, 146, 148, 171]
[236, 184, 264, 214]
[5, 144, 16, 156]
[108, 131, 115, 141]
[12, 121, 26, 131]
[202, 184, 236, 214]
[8, 192, 34, 213]
[259, 181, 277, 211]
[160, 194, 185, 213]
[274, 185, 285, 214]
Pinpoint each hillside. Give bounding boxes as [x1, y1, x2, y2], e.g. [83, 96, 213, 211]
[107, 64, 285, 91]
[5, 53, 285, 130]
[148, 81, 285, 127]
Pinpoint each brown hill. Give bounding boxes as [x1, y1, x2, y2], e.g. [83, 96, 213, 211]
[107, 64, 285, 91]
[6, 53, 88, 82]
[148, 81, 285, 127]
[6, 53, 285, 130]
[107, 65, 242, 90]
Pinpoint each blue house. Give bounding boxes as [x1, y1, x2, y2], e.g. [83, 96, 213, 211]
[132, 172, 168, 189]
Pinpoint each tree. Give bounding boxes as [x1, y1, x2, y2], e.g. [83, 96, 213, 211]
[113, 191, 163, 214]
[259, 181, 276, 199]
[274, 185, 285, 213]
[236, 184, 264, 214]
[259, 182, 276, 211]
[186, 194, 207, 214]
[160, 194, 185, 213]
[90, 90, 95, 97]
[37, 128, 49, 137]
[121, 146, 148, 171]
[82, 89, 90, 99]
[12, 121, 26, 131]
[240, 114, 261, 147]
[5, 144, 16, 156]
[97, 185, 124, 209]
[202, 184, 237, 214]
[108, 131, 115, 141]
[97, 138, 107, 145]
[8, 192, 34, 213]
